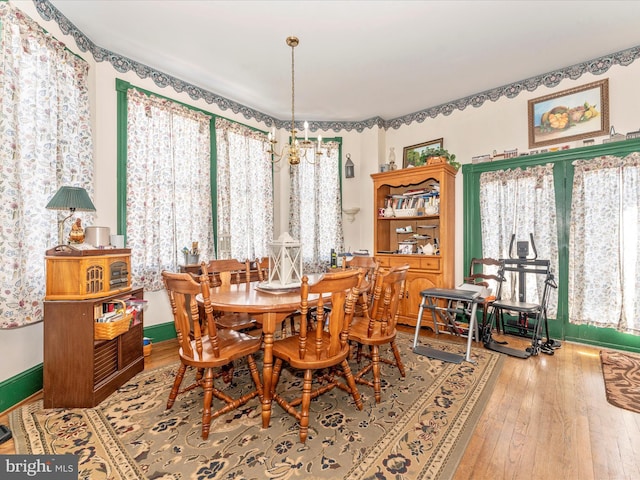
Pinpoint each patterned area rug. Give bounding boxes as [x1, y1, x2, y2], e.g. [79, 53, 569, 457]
[600, 349, 640, 414]
[11, 334, 503, 479]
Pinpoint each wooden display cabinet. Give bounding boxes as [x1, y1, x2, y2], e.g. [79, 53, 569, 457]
[43, 287, 144, 408]
[371, 163, 457, 326]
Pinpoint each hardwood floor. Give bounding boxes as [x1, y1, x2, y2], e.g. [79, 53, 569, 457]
[2, 328, 639, 479]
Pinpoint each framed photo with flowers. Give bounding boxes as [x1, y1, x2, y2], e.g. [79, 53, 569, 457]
[528, 79, 609, 148]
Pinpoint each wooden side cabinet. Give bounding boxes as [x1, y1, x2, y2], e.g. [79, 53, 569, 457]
[371, 163, 457, 326]
[43, 287, 144, 408]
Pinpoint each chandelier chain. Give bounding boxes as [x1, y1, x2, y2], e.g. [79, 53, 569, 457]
[268, 36, 324, 165]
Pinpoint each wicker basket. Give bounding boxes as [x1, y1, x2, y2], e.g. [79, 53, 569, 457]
[95, 314, 131, 340]
[95, 299, 131, 340]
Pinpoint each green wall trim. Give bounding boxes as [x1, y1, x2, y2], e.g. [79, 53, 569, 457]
[143, 322, 177, 343]
[462, 138, 640, 350]
[564, 337, 640, 354]
[0, 364, 43, 414]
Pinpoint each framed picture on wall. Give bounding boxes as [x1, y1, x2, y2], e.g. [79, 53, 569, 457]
[402, 138, 443, 168]
[528, 79, 609, 148]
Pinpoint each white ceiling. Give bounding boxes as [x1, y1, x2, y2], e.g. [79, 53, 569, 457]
[47, 0, 640, 123]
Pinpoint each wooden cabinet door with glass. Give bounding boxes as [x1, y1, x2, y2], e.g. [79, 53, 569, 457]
[371, 163, 457, 326]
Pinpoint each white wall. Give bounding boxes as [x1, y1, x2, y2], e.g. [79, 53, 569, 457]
[3, 0, 640, 384]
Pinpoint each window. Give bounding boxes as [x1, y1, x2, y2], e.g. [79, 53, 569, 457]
[117, 82, 274, 291]
[569, 153, 640, 334]
[123, 88, 214, 291]
[215, 119, 273, 260]
[0, 3, 93, 328]
[478, 163, 559, 316]
[288, 141, 344, 273]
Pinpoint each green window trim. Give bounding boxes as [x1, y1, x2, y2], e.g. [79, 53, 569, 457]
[462, 138, 640, 353]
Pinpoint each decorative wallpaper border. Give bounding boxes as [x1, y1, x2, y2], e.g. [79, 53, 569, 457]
[34, 0, 640, 134]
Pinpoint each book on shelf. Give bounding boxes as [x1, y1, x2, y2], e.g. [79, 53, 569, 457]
[96, 310, 124, 323]
[94, 297, 141, 323]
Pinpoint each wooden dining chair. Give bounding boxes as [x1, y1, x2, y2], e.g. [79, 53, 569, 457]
[270, 268, 365, 443]
[203, 258, 260, 331]
[342, 255, 381, 316]
[252, 256, 270, 283]
[464, 257, 501, 333]
[161, 265, 263, 440]
[348, 264, 410, 403]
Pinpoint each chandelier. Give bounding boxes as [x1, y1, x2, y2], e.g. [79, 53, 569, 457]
[268, 36, 323, 165]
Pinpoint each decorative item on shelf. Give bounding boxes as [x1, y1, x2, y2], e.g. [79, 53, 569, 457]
[267, 36, 324, 166]
[110, 234, 125, 249]
[388, 147, 397, 170]
[603, 126, 627, 144]
[46, 186, 96, 246]
[85, 226, 110, 247]
[394, 208, 417, 217]
[402, 138, 443, 168]
[182, 242, 200, 265]
[398, 240, 416, 254]
[424, 147, 460, 170]
[344, 153, 355, 178]
[471, 154, 492, 164]
[424, 204, 438, 215]
[68, 218, 85, 244]
[504, 148, 519, 159]
[342, 207, 360, 223]
[626, 128, 640, 140]
[418, 242, 435, 255]
[268, 232, 303, 287]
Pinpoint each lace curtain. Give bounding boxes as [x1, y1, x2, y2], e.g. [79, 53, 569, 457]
[0, 3, 93, 328]
[126, 89, 213, 292]
[569, 153, 640, 334]
[478, 163, 558, 316]
[289, 142, 344, 273]
[215, 118, 273, 260]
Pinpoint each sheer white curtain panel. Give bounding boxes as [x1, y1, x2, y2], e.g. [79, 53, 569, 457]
[215, 118, 273, 261]
[478, 163, 559, 317]
[0, 3, 93, 328]
[289, 142, 344, 273]
[569, 153, 640, 334]
[126, 89, 213, 291]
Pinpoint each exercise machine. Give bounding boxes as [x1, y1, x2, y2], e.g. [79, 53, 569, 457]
[482, 234, 560, 358]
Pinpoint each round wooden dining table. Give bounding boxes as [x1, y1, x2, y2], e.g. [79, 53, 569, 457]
[204, 274, 323, 429]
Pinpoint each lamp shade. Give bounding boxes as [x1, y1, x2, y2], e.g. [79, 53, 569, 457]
[46, 186, 96, 212]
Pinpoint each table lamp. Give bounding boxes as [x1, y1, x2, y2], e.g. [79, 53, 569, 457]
[46, 186, 96, 245]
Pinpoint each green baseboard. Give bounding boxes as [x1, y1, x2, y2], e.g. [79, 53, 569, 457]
[0, 364, 43, 414]
[143, 321, 177, 343]
[0, 322, 177, 414]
